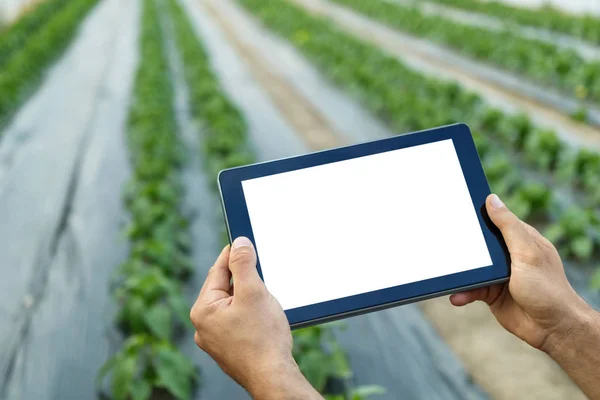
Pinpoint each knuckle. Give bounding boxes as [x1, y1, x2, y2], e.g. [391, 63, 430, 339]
[190, 308, 200, 326]
[513, 226, 560, 267]
[538, 236, 559, 256]
[194, 332, 204, 348]
[189, 305, 206, 327]
[512, 245, 548, 267]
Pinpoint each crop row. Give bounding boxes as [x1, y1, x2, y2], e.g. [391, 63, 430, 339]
[329, 0, 600, 108]
[0, 0, 69, 67]
[428, 0, 600, 46]
[320, 0, 600, 209]
[238, 0, 600, 262]
[166, 0, 383, 398]
[97, 0, 197, 399]
[0, 0, 99, 130]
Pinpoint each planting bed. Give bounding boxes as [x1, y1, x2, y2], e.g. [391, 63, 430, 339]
[427, 0, 600, 45]
[0, 0, 139, 398]
[289, 0, 600, 147]
[330, 0, 600, 115]
[196, 0, 569, 398]
[167, 0, 384, 397]
[98, 0, 199, 398]
[395, 0, 600, 62]
[1, 0, 599, 399]
[0, 0, 101, 129]
[240, 0, 600, 261]
[310, 0, 600, 130]
[216, 0, 596, 396]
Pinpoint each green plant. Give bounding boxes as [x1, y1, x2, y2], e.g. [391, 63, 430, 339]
[523, 128, 563, 171]
[328, 0, 600, 106]
[166, 0, 251, 178]
[545, 207, 600, 260]
[556, 148, 600, 206]
[504, 182, 552, 221]
[0, 0, 100, 128]
[167, 0, 380, 396]
[238, 0, 600, 267]
[240, 0, 600, 209]
[0, 0, 70, 67]
[427, 0, 600, 46]
[294, 324, 384, 399]
[495, 113, 533, 150]
[326, 386, 386, 400]
[570, 106, 588, 122]
[99, 0, 197, 397]
[113, 267, 189, 339]
[98, 335, 198, 400]
[293, 325, 352, 391]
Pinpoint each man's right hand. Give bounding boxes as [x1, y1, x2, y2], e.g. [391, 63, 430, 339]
[190, 237, 323, 400]
[450, 194, 600, 399]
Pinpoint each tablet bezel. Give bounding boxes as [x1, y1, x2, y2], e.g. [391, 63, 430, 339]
[218, 123, 511, 329]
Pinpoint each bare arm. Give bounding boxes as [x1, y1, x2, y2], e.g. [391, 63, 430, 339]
[192, 195, 600, 398]
[245, 359, 323, 400]
[544, 304, 600, 399]
[451, 194, 600, 399]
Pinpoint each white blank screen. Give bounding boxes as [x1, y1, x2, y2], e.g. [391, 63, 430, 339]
[241, 139, 492, 311]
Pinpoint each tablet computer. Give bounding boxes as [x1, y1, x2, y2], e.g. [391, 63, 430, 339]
[218, 123, 510, 329]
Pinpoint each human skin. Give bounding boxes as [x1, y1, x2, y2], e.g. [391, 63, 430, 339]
[189, 237, 322, 399]
[450, 194, 600, 399]
[190, 194, 600, 399]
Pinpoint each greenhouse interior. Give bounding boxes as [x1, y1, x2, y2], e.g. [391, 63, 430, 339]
[0, 0, 600, 399]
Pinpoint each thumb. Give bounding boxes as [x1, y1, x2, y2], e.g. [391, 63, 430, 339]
[229, 237, 264, 296]
[486, 194, 530, 254]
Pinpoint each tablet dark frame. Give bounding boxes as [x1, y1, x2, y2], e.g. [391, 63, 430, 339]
[218, 123, 511, 329]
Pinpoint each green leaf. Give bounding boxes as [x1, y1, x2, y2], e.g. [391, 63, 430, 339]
[351, 385, 386, 400]
[112, 354, 137, 400]
[544, 224, 565, 244]
[155, 345, 195, 400]
[328, 347, 352, 379]
[570, 236, 594, 260]
[505, 196, 531, 220]
[130, 379, 152, 400]
[296, 350, 330, 392]
[167, 292, 191, 325]
[96, 355, 118, 388]
[143, 303, 172, 339]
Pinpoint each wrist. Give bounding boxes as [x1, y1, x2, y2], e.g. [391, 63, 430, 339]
[246, 356, 321, 400]
[542, 298, 600, 359]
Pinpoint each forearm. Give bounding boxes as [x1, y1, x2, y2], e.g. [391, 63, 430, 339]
[544, 302, 600, 399]
[245, 359, 323, 400]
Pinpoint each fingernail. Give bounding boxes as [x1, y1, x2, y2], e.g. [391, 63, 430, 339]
[490, 194, 504, 209]
[233, 236, 252, 248]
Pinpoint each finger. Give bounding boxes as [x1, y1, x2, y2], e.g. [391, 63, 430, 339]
[198, 245, 231, 302]
[229, 236, 264, 297]
[486, 194, 531, 254]
[449, 287, 488, 306]
[449, 284, 504, 307]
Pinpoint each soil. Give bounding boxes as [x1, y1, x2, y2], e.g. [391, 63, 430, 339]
[420, 299, 587, 400]
[204, 0, 343, 151]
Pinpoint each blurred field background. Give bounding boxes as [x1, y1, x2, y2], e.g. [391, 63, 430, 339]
[0, 0, 599, 399]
